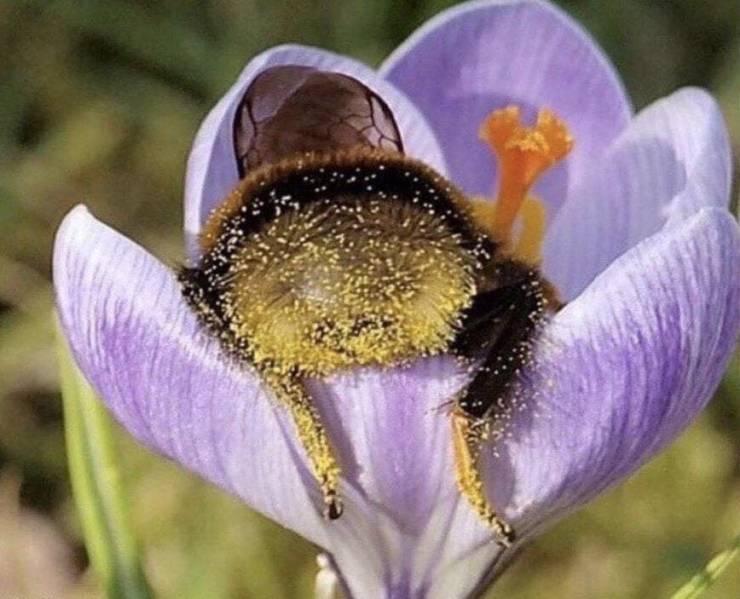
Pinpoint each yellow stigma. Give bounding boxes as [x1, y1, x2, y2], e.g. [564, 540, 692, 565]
[478, 106, 573, 263]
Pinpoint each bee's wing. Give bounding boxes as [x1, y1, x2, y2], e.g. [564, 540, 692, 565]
[234, 66, 403, 176]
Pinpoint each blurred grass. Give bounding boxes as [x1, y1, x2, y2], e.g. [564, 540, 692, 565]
[671, 534, 740, 599]
[0, 1, 738, 598]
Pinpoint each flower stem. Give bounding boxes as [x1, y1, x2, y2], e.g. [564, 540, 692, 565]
[56, 318, 153, 599]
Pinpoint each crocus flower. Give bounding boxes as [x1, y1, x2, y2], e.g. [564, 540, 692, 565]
[54, 1, 739, 597]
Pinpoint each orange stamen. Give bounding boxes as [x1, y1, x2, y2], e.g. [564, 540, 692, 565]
[479, 106, 573, 244]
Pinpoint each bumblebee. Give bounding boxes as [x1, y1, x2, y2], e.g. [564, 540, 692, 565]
[179, 66, 569, 545]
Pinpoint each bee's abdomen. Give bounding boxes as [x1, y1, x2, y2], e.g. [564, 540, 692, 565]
[181, 148, 498, 378]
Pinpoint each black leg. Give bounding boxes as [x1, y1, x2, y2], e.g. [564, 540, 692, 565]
[450, 261, 548, 544]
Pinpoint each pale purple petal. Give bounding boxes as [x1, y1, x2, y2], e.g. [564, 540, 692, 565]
[53, 201, 738, 598]
[493, 208, 739, 535]
[184, 45, 447, 258]
[53, 206, 331, 545]
[381, 0, 632, 215]
[544, 88, 732, 300]
[309, 362, 489, 599]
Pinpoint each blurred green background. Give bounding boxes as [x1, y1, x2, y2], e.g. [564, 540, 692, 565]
[0, 0, 739, 597]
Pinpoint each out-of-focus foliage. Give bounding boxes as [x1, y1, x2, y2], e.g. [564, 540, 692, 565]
[0, 1, 737, 598]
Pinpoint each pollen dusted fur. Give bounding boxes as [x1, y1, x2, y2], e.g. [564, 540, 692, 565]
[180, 121, 563, 545]
[184, 148, 494, 372]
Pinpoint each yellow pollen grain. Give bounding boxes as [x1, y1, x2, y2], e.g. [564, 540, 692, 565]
[478, 105, 573, 258]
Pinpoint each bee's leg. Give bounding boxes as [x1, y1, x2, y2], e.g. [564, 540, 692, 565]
[451, 265, 552, 545]
[269, 375, 343, 519]
[451, 409, 515, 546]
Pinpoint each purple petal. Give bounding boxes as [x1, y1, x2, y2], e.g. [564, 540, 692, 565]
[544, 88, 732, 300]
[381, 0, 632, 215]
[54, 206, 329, 545]
[308, 363, 495, 599]
[184, 45, 447, 258]
[54, 205, 738, 598]
[494, 208, 739, 534]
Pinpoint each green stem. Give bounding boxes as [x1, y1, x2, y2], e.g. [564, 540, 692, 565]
[669, 534, 740, 599]
[56, 320, 153, 599]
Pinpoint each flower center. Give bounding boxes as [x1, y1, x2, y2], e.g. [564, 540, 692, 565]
[471, 106, 573, 264]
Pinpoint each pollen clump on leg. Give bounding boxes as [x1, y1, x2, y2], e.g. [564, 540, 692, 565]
[476, 106, 573, 263]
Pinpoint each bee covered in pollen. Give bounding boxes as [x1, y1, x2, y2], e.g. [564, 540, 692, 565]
[179, 65, 572, 545]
